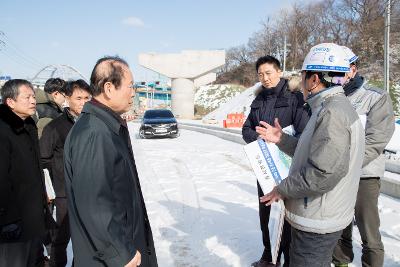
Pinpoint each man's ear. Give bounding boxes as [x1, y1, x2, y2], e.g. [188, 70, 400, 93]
[103, 82, 113, 99]
[312, 73, 318, 83]
[6, 98, 15, 109]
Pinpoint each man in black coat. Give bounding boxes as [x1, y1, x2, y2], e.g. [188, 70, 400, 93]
[0, 79, 50, 267]
[36, 78, 66, 120]
[242, 56, 309, 267]
[40, 79, 91, 267]
[64, 56, 158, 267]
[35, 78, 66, 138]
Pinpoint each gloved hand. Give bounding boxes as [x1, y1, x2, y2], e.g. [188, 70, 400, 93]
[0, 221, 22, 241]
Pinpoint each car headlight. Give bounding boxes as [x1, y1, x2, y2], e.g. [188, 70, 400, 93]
[169, 123, 177, 127]
[144, 124, 152, 127]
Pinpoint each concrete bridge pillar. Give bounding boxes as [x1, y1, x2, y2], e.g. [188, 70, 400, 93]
[171, 78, 195, 119]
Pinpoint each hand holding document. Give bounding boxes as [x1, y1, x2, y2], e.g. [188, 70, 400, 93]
[260, 186, 283, 206]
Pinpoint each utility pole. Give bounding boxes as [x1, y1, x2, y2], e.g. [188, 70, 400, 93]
[384, 0, 391, 93]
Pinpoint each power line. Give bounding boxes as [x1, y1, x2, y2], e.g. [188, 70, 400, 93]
[0, 48, 38, 72]
[0, 31, 44, 75]
[0, 47, 42, 72]
[0, 41, 43, 69]
[0, 31, 45, 68]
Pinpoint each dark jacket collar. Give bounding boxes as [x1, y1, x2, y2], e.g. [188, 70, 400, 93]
[63, 108, 77, 123]
[81, 99, 126, 135]
[35, 89, 63, 111]
[343, 73, 364, 96]
[256, 78, 288, 98]
[0, 104, 36, 133]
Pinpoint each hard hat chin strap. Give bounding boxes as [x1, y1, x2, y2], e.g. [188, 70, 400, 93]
[308, 81, 320, 93]
[306, 72, 322, 93]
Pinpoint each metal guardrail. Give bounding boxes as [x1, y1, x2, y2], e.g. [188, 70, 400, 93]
[386, 161, 400, 173]
[179, 123, 245, 145]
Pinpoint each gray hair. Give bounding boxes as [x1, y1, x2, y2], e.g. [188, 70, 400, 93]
[1, 79, 34, 103]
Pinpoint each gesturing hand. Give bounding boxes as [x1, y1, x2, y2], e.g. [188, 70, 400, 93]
[255, 118, 283, 144]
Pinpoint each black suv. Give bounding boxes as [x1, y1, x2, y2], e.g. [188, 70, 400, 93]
[139, 109, 179, 138]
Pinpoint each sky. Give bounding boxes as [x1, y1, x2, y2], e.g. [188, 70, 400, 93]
[0, 0, 306, 83]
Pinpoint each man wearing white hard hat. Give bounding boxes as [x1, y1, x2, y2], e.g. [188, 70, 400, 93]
[255, 43, 365, 267]
[332, 47, 395, 267]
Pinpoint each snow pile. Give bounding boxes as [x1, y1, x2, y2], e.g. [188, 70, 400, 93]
[391, 33, 400, 66]
[195, 84, 245, 112]
[394, 82, 400, 101]
[202, 82, 261, 122]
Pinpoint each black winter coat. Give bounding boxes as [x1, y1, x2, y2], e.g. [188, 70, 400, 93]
[242, 78, 310, 143]
[35, 89, 63, 121]
[0, 104, 48, 242]
[36, 102, 63, 120]
[64, 100, 158, 267]
[40, 108, 75, 198]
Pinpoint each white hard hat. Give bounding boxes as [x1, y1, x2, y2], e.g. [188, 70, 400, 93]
[341, 46, 359, 64]
[302, 43, 350, 73]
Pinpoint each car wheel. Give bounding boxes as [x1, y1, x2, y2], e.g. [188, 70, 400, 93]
[139, 130, 145, 139]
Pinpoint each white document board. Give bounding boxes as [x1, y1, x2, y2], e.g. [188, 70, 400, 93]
[244, 136, 292, 264]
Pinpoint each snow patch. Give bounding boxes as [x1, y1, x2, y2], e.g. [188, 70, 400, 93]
[195, 84, 246, 112]
[203, 82, 261, 122]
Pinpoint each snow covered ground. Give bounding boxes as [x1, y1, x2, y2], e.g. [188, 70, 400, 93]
[66, 123, 400, 266]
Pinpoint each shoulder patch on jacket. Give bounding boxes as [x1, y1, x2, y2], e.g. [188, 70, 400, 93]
[363, 83, 386, 96]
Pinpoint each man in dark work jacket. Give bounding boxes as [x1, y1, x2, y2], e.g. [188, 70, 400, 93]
[242, 56, 309, 267]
